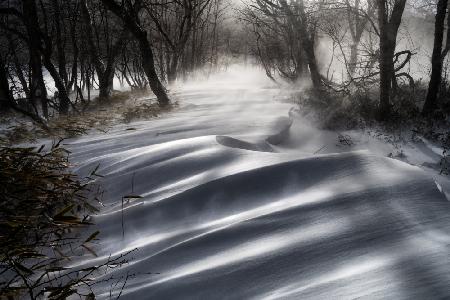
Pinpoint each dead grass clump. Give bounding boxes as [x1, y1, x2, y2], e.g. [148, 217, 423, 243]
[0, 90, 176, 145]
[122, 102, 175, 123]
[47, 116, 100, 138]
[295, 83, 436, 131]
[294, 89, 374, 130]
[1, 122, 38, 145]
[0, 141, 104, 299]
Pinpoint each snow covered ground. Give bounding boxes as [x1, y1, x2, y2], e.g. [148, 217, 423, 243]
[66, 65, 450, 299]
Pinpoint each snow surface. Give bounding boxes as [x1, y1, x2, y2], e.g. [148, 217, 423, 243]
[65, 65, 450, 299]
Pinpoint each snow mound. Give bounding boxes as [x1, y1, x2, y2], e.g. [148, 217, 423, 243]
[216, 135, 274, 152]
[64, 66, 450, 299]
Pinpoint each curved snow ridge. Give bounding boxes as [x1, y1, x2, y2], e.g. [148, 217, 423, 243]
[71, 113, 296, 210]
[87, 150, 450, 300]
[265, 116, 293, 145]
[64, 76, 450, 299]
[216, 135, 274, 152]
[101, 151, 443, 246]
[215, 116, 293, 152]
[93, 150, 406, 228]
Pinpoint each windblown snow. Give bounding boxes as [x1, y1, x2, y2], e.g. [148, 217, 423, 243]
[66, 66, 450, 299]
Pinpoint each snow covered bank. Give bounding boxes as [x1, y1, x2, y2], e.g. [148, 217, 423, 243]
[65, 65, 450, 299]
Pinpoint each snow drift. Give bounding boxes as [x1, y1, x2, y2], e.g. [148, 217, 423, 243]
[65, 65, 450, 299]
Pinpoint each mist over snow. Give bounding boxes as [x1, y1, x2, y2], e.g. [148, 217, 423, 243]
[2, 0, 450, 297]
[59, 65, 450, 299]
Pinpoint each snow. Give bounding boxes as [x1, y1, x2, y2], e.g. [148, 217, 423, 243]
[64, 65, 450, 299]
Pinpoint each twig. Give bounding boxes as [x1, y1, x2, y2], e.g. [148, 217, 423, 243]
[314, 145, 327, 154]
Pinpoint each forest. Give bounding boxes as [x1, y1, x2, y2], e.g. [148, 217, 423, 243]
[1, 0, 450, 299]
[0, 0, 449, 122]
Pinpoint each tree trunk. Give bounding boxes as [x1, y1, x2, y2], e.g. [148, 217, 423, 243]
[376, 0, 406, 119]
[7, 35, 31, 99]
[22, 0, 49, 118]
[346, 0, 374, 77]
[82, 0, 128, 100]
[377, 0, 391, 118]
[67, 19, 79, 92]
[81, 0, 108, 99]
[303, 38, 322, 90]
[51, 0, 68, 87]
[0, 54, 50, 128]
[138, 34, 170, 105]
[33, 0, 71, 115]
[378, 37, 395, 117]
[42, 56, 70, 114]
[167, 55, 179, 84]
[100, 0, 170, 106]
[349, 43, 358, 76]
[423, 0, 448, 115]
[280, 0, 323, 91]
[0, 55, 13, 112]
[98, 71, 115, 99]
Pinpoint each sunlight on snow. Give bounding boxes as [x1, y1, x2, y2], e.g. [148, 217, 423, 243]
[130, 220, 350, 290]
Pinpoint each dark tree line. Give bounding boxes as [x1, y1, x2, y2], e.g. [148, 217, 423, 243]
[241, 0, 449, 120]
[0, 0, 225, 121]
[0, 0, 449, 123]
[423, 0, 450, 115]
[239, 0, 323, 90]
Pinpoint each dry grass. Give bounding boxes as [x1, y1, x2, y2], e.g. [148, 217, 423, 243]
[0, 141, 104, 299]
[0, 89, 159, 298]
[0, 90, 177, 146]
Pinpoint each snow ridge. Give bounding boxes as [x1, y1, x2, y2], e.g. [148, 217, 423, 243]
[66, 67, 450, 299]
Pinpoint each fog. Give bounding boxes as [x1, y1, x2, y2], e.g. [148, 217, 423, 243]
[1, 0, 450, 299]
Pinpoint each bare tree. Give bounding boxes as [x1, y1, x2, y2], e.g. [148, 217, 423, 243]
[377, 0, 406, 118]
[345, 0, 377, 76]
[100, 0, 170, 106]
[423, 0, 449, 115]
[0, 54, 13, 111]
[241, 0, 323, 90]
[81, 0, 128, 99]
[146, 0, 213, 83]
